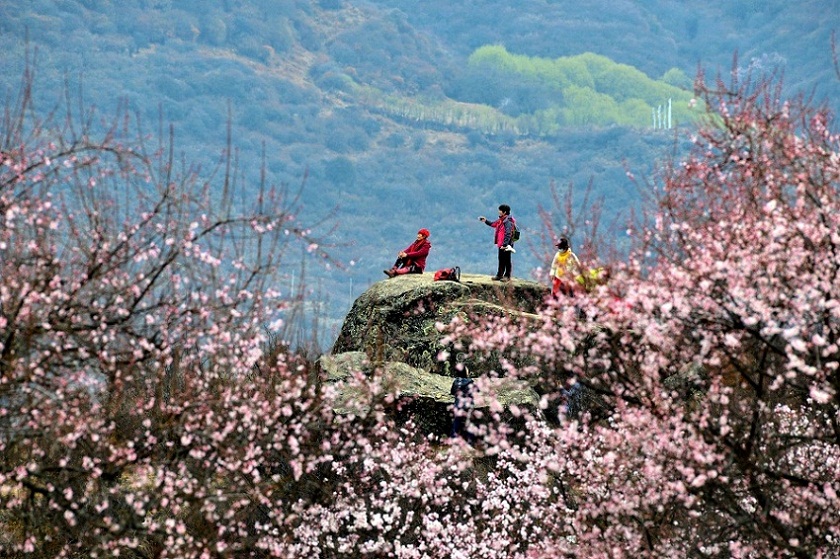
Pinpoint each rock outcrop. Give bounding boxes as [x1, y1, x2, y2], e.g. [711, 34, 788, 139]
[319, 350, 542, 434]
[322, 273, 550, 435]
[333, 273, 547, 375]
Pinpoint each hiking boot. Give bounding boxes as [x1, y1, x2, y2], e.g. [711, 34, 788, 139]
[384, 269, 396, 278]
[491, 276, 502, 281]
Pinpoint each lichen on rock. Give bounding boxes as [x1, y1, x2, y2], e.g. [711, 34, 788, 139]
[322, 273, 549, 434]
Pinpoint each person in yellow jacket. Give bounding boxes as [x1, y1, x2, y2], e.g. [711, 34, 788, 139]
[550, 236, 583, 297]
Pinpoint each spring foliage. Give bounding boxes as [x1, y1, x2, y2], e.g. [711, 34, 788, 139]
[460, 46, 696, 127]
[1, 67, 839, 558]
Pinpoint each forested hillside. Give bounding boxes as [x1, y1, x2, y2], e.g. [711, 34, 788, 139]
[1, 0, 837, 344]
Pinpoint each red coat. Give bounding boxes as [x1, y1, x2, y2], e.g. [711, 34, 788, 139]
[402, 238, 431, 271]
[486, 215, 515, 247]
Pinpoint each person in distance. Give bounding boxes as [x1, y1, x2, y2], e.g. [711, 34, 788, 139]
[478, 204, 516, 282]
[384, 228, 432, 277]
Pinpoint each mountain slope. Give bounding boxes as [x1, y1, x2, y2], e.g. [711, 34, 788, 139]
[1, 0, 837, 344]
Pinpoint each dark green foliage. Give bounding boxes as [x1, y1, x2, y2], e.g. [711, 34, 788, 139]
[383, 132, 407, 148]
[293, 19, 322, 50]
[314, 71, 355, 92]
[324, 157, 356, 188]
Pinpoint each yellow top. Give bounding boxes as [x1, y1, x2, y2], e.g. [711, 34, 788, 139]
[551, 249, 581, 280]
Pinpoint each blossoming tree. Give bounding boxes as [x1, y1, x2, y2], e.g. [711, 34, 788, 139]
[2, 60, 839, 558]
[438, 71, 840, 557]
[0, 67, 353, 557]
[278, 69, 840, 558]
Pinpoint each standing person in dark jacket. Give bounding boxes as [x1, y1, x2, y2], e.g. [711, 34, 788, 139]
[450, 377, 475, 442]
[384, 228, 431, 277]
[479, 204, 516, 282]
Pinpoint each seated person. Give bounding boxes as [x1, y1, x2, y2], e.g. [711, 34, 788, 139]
[384, 228, 431, 277]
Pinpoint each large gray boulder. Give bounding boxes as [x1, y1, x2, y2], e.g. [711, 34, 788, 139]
[332, 273, 548, 376]
[322, 274, 550, 435]
[319, 350, 541, 434]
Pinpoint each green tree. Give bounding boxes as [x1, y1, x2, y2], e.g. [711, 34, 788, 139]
[324, 156, 356, 189]
[200, 14, 228, 45]
[561, 85, 620, 126]
[661, 67, 692, 89]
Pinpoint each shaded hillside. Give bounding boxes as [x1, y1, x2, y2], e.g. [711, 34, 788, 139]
[367, 0, 840, 105]
[0, 0, 836, 345]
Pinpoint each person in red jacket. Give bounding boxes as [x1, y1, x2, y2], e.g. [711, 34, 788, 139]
[479, 204, 516, 282]
[384, 228, 432, 277]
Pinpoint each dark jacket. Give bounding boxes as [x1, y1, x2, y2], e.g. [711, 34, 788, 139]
[450, 377, 475, 410]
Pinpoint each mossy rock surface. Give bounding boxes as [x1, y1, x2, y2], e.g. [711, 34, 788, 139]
[323, 275, 548, 435]
[332, 273, 548, 376]
[319, 351, 541, 434]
